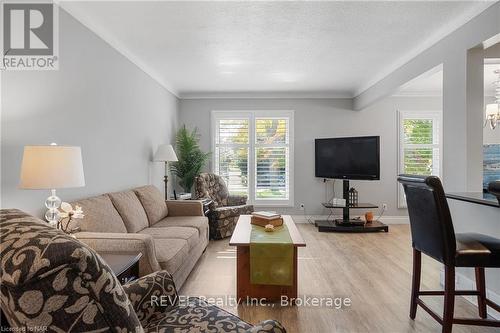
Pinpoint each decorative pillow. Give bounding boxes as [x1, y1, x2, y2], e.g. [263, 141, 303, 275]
[108, 190, 149, 233]
[134, 185, 168, 225]
[71, 195, 127, 233]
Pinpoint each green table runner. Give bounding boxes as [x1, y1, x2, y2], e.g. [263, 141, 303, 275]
[249, 224, 293, 286]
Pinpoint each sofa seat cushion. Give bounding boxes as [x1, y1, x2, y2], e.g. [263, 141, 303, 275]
[71, 194, 127, 233]
[133, 185, 168, 225]
[154, 238, 190, 274]
[152, 216, 208, 239]
[108, 190, 149, 233]
[139, 227, 199, 251]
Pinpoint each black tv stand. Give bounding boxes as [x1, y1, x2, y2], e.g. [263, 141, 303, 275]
[315, 180, 389, 233]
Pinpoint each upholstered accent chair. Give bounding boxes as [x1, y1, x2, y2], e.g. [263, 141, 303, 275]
[0, 209, 285, 332]
[195, 173, 254, 239]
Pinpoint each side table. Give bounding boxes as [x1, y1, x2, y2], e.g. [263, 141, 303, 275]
[99, 252, 142, 284]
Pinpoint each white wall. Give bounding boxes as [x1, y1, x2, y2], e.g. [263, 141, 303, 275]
[180, 96, 442, 216]
[0, 9, 179, 217]
[448, 200, 500, 319]
[353, 2, 500, 193]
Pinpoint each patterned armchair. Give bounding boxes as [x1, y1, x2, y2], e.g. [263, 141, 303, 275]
[0, 209, 284, 332]
[195, 173, 254, 239]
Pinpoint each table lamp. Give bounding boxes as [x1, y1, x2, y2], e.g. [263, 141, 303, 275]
[19, 144, 85, 226]
[154, 144, 178, 199]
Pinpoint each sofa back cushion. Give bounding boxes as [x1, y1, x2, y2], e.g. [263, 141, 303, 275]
[72, 194, 127, 233]
[108, 190, 149, 233]
[133, 185, 168, 225]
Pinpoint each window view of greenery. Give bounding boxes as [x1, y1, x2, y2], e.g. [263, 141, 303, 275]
[216, 120, 249, 196]
[255, 119, 288, 199]
[403, 119, 434, 175]
[217, 147, 249, 196]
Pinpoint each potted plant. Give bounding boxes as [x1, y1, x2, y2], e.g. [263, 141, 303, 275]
[171, 125, 210, 194]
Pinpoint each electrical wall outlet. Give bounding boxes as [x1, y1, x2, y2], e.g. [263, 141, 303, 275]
[299, 203, 305, 210]
[382, 203, 388, 210]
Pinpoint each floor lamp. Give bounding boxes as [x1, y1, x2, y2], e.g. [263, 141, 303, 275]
[154, 144, 178, 200]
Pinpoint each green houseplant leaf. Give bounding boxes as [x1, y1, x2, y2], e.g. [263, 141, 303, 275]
[171, 125, 211, 193]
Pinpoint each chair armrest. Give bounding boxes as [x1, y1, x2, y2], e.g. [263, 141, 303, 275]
[228, 194, 248, 206]
[74, 232, 161, 275]
[247, 320, 286, 333]
[166, 200, 204, 216]
[122, 270, 178, 324]
[213, 204, 254, 219]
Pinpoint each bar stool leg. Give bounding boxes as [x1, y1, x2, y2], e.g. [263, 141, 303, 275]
[410, 249, 421, 319]
[442, 265, 455, 333]
[475, 267, 487, 319]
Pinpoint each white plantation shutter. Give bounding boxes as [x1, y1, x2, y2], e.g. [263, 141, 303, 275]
[214, 118, 249, 196]
[255, 118, 289, 200]
[398, 111, 441, 207]
[212, 111, 294, 206]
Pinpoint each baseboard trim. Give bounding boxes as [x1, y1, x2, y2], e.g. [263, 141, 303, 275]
[291, 215, 408, 224]
[440, 269, 500, 320]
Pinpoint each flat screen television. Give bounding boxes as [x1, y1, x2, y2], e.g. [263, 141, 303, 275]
[315, 136, 380, 180]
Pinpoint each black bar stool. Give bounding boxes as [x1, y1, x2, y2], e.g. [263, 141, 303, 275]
[397, 175, 500, 333]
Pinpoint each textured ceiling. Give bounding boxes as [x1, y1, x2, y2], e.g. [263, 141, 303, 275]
[60, 1, 495, 97]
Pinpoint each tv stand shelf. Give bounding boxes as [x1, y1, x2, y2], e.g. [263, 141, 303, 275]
[322, 202, 378, 209]
[315, 220, 388, 232]
[316, 179, 389, 233]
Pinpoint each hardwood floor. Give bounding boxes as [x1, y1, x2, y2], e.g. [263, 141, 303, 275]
[180, 223, 498, 333]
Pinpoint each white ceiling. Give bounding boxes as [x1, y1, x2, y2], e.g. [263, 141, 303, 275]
[60, 1, 496, 98]
[397, 63, 499, 96]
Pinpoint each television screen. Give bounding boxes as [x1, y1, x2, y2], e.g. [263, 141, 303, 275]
[315, 136, 380, 180]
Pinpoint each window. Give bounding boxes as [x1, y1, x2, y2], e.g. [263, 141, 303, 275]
[398, 110, 442, 207]
[212, 111, 294, 206]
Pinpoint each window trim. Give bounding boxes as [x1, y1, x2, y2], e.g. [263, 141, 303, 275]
[397, 110, 442, 208]
[211, 110, 294, 207]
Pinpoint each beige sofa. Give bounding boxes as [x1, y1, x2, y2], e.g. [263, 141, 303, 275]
[72, 185, 208, 288]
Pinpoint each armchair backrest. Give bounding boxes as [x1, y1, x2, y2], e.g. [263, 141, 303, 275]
[195, 173, 230, 206]
[0, 209, 142, 332]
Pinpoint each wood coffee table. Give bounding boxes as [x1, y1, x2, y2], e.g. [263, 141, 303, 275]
[229, 215, 306, 302]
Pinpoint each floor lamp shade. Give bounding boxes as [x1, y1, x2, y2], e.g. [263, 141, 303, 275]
[19, 145, 85, 189]
[154, 144, 178, 162]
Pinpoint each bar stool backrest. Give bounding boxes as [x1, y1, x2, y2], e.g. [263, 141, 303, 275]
[398, 175, 456, 265]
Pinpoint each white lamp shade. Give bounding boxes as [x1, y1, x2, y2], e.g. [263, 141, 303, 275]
[485, 103, 499, 117]
[154, 144, 178, 162]
[19, 145, 85, 189]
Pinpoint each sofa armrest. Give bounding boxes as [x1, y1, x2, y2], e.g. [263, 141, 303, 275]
[122, 270, 178, 324]
[166, 200, 204, 216]
[247, 320, 286, 333]
[75, 232, 161, 275]
[228, 194, 247, 206]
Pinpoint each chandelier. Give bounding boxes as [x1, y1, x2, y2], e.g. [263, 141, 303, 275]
[485, 69, 500, 130]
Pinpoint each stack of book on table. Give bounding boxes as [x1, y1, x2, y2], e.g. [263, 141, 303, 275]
[251, 211, 283, 227]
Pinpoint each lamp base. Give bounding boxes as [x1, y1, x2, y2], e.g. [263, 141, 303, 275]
[45, 189, 61, 227]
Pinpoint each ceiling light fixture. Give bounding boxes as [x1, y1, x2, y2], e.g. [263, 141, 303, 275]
[484, 69, 500, 130]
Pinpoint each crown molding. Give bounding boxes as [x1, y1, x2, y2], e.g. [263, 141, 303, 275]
[179, 91, 353, 100]
[58, 2, 179, 98]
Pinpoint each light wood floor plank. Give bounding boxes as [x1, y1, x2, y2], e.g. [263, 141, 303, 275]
[181, 223, 498, 333]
